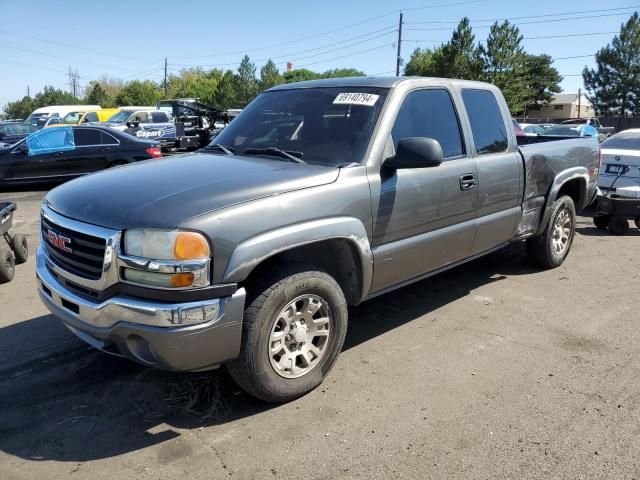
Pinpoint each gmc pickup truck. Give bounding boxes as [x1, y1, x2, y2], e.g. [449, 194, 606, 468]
[37, 77, 599, 403]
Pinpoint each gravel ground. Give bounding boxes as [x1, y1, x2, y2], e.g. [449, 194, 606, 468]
[0, 187, 639, 480]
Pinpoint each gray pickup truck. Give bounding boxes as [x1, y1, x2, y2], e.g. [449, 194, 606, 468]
[37, 77, 599, 402]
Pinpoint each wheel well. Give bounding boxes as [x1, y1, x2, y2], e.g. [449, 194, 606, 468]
[240, 239, 363, 306]
[556, 178, 584, 207]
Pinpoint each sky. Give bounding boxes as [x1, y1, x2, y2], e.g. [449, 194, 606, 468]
[0, 0, 637, 109]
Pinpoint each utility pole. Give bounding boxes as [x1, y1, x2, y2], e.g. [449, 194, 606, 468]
[164, 58, 168, 96]
[26, 85, 30, 97]
[577, 88, 581, 119]
[396, 12, 403, 76]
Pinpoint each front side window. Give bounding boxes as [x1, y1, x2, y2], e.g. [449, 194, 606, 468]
[26, 127, 75, 155]
[84, 112, 99, 123]
[461, 89, 508, 155]
[61, 112, 83, 124]
[151, 112, 169, 123]
[391, 89, 465, 159]
[212, 87, 389, 166]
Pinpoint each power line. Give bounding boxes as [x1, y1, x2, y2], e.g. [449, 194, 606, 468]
[404, 30, 619, 44]
[297, 43, 395, 68]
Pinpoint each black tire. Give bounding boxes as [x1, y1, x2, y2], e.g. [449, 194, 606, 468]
[0, 247, 15, 283]
[593, 214, 610, 230]
[608, 216, 629, 235]
[526, 195, 576, 269]
[228, 264, 348, 403]
[634, 216, 640, 230]
[10, 233, 28, 264]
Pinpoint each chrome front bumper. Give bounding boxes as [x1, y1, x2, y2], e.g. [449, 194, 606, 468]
[37, 245, 246, 371]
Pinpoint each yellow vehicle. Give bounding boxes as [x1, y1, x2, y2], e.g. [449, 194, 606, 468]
[46, 108, 118, 127]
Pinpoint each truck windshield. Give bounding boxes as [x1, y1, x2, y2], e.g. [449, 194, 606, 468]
[212, 87, 389, 166]
[106, 111, 132, 123]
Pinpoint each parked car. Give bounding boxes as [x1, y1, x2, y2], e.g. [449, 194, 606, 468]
[545, 124, 598, 138]
[512, 119, 525, 136]
[46, 109, 119, 127]
[561, 117, 615, 138]
[519, 123, 546, 136]
[25, 105, 101, 129]
[597, 129, 640, 195]
[0, 122, 37, 144]
[36, 77, 598, 403]
[0, 125, 161, 186]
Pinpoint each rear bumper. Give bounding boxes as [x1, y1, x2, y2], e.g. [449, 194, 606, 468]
[36, 245, 246, 371]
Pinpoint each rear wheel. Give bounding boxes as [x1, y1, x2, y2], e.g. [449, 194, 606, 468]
[228, 264, 348, 403]
[10, 233, 28, 264]
[608, 216, 630, 235]
[593, 214, 610, 230]
[0, 247, 15, 283]
[527, 195, 576, 269]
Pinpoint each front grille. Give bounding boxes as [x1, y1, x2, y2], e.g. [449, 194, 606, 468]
[42, 215, 106, 280]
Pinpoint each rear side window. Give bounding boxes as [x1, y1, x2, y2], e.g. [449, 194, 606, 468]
[151, 112, 169, 122]
[391, 89, 464, 159]
[461, 89, 508, 155]
[101, 131, 119, 145]
[74, 128, 102, 146]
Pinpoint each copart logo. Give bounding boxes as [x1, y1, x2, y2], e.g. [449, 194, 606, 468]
[47, 230, 72, 253]
[136, 130, 163, 138]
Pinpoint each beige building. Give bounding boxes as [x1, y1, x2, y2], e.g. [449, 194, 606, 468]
[526, 93, 594, 119]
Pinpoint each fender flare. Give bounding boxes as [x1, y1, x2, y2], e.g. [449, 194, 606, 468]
[222, 217, 374, 302]
[536, 166, 589, 235]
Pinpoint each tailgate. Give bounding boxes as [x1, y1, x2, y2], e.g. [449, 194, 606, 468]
[599, 148, 640, 187]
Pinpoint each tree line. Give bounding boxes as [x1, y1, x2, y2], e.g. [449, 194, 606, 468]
[2, 56, 364, 119]
[3, 12, 639, 119]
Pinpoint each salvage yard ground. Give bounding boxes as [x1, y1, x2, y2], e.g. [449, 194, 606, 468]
[0, 187, 639, 479]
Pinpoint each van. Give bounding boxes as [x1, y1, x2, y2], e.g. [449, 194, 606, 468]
[46, 109, 118, 128]
[25, 105, 101, 129]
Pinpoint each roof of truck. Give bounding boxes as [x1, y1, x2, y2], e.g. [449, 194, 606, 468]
[268, 76, 495, 91]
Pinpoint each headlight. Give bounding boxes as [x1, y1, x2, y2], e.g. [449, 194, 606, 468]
[124, 229, 210, 260]
[121, 229, 211, 289]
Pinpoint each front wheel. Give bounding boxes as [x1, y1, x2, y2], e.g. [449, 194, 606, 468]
[526, 195, 576, 269]
[228, 264, 348, 403]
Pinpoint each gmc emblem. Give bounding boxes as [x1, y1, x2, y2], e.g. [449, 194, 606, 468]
[47, 229, 72, 253]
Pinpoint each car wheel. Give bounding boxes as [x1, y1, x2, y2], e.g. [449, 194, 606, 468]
[0, 247, 15, 283]
[608, 216, 629, 235]
[10, 233, 28, 264]
[228, 264, 348, 403]
[593, 214, 610, 230]
[526, 195, 576, 269]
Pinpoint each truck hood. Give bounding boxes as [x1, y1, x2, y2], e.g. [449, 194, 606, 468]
[45, 152, 340, 230]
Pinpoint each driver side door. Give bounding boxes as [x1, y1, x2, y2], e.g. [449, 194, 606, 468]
[370, 88, 479, 293]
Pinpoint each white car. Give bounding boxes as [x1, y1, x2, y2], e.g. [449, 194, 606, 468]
[598, 129, 640, 197]
[519, 123, 546, 136]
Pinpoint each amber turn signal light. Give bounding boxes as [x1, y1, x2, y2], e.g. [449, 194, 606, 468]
[173, 232, 210, 260]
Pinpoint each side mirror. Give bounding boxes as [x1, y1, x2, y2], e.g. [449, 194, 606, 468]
[384, 137, 444, 170]
[15, 143, 29, 154]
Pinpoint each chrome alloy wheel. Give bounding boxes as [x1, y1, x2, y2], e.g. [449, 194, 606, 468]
[552, 207, 573, 255]
[268, 294, 331, 379]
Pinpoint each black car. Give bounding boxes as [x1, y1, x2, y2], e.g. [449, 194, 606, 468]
[0, 125, 162, 186]
[0, 122, 38, 145]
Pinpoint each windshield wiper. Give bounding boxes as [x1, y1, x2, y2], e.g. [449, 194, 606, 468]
[243, 147, 306, 164]
[205, 143, 235, 155]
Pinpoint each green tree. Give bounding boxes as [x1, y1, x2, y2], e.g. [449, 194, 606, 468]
[84, 81, 112, 106]
[115, 80, 162, 106]
[283, 68, 322, 83]
[404, 47, 443, 76]
[259, 60, 283, 91]
[321, 68, 365, 78]
[215, 70, 239, 109]
[235, 55, 258, 106]
[33, 86, 79, 108]
[522, 54, 562, 108]
[167, 68, 223, 105]
[583, 12, 640, 116]
[3, 96, 35, 119]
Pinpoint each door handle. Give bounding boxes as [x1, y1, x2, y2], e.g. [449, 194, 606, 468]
[100, 147, 111, 152]
[459, 173, 476, 190]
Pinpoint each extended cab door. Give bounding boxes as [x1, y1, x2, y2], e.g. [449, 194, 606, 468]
[370, 88, 479, 292]
[460, 89, 523, 254]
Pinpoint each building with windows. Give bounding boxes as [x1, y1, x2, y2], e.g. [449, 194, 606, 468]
[526, 93, 594, 119]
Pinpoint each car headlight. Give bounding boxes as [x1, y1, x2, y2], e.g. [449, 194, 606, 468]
[124, 229, 210, 260]
[121, 229, 211, 289]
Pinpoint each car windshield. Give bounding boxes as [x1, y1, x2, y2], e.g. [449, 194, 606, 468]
[25, 113, 48, 127]
[211, 87, 389, 166]
[545, 126, 580, 137]
[61, 112, 83, 124]
[602, 133, 640, 150]
[107, 111, 132, 123]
